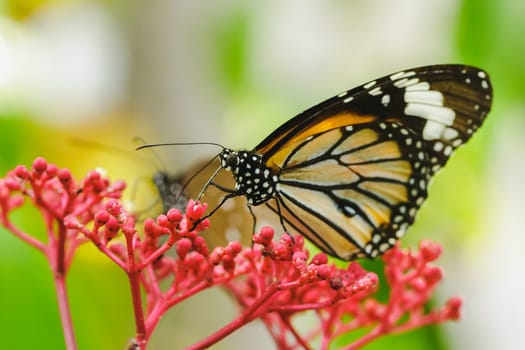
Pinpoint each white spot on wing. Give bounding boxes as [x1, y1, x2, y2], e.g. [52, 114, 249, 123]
[344, 206, 356, 215]
[379, 243, 390, 252]
[390, 70, 416, 80]
[343, 96, 354, 104]
[443, 128, 459, 140]
[405, 82, 430, 91]
[394, 78, 420, 88]
[381, 94, 390, 106]
[452, 139, 463, 147]
[404, 90, 444, 106]
[421, 120, 445, 140]
[433, 142, 444, 152]
[363, 81, 377, 89]
[405, 103, 456, 125]
[369, 87, 382, 96]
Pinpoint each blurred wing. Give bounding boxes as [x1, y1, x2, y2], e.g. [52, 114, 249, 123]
[155, 159, 254, 248]
[260, 64, 492, 260]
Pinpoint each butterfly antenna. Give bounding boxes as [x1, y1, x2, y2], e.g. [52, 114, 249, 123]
[136, 141, 225, 151]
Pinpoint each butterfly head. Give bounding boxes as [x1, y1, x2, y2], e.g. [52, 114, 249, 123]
[219, 148, 241, 170]
[152, 172, 188, 213]
[220, 149, 278, 205]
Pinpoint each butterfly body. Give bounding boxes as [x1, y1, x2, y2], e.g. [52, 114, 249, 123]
[220, 150, 278, 205]
[152, 172, 188, 213]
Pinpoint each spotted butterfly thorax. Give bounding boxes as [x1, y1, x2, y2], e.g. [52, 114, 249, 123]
[144, 64, 492, 261]
[220, 150, 279, 205]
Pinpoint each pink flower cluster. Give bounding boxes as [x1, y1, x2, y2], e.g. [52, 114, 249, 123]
[0, 157, 125, 270]
[0, 158, 461, 350]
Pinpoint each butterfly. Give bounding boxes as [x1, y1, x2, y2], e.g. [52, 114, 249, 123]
[142, 64, 493, 261]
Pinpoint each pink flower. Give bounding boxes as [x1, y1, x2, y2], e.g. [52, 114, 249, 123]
[0, 158, 462, 350]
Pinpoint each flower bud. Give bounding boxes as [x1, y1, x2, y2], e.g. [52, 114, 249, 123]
[32, 157, 48, 173]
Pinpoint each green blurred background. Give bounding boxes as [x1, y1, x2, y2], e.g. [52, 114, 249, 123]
[0, 0, 523, 349]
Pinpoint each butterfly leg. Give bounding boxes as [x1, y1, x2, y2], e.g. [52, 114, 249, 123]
[209, 182, 236, 194]
[269, 199, 295, 244]
[189, 192, 239, 231]
[247, 205, 257, 248]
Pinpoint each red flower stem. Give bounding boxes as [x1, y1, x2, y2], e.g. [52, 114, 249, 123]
[124, 234, 147, 347]
[129, 270, 147, 347]
[279, 315, 313, 350]
[319, 307, 340, 350]
[138, 237, 177, 269]
[238, 280, 302, 321]
[143, 265, 162, 300]
[50, 217, 79, 350]
[143, 301, 166, 341]
[97, 244, 127, 269]
[77, 226, 126, 269]
[380, 278, 406, 328]
[186, 282, 281, 350]
[53, 259, 78, 350]
[260, 314, 293, 349]
[33, 185, 62, 220]
[56, 221, 67, 275]
[251, 258, 266, 291]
